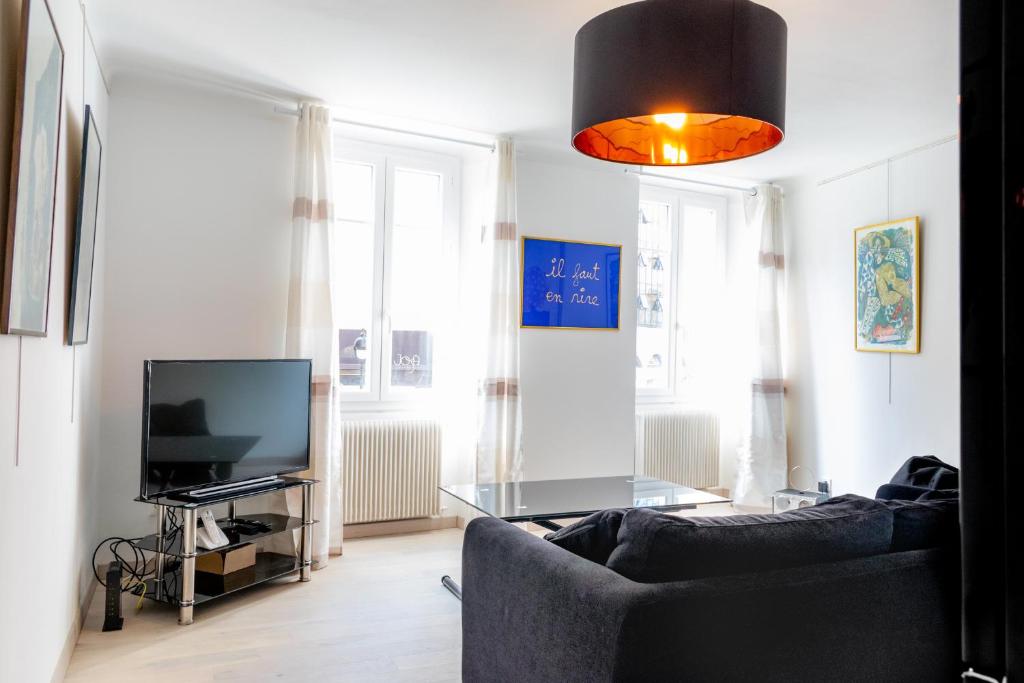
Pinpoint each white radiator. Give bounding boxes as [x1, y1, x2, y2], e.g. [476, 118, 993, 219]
[342, 418, 442, 524]
[635, 410, 720, 489]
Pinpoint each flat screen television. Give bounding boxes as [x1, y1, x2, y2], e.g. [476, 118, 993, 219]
[140, 359, 312, 499]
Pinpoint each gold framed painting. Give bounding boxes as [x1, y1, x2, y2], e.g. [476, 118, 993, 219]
[520, 236, 622, 330]
[854, 216, 920, 353]
[1, 0, 65, 336]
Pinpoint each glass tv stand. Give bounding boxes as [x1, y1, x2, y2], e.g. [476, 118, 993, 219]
[134, 477, 317, 625]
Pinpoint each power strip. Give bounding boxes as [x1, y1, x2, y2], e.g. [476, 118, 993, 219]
[102, 563, 124, 632]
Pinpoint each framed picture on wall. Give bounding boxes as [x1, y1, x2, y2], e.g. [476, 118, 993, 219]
[854, 216, 920, 353]
[1, 0, 65, 336]
[520, 236, 621, 330]
[68, 105, 102, 345]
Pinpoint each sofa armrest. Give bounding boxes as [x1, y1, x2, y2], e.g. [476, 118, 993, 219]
[462, 516, 645, 683]
[462, 517, 960, 683]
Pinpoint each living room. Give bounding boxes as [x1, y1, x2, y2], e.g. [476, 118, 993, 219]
[0, 1, 1016, 681]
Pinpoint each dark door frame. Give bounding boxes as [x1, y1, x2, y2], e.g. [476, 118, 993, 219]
[960, 0, 1022, 679]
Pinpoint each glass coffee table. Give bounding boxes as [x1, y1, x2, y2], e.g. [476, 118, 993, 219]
[439, 475, 731, 598]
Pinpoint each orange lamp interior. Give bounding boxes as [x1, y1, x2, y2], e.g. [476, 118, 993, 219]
[572, 113, 783, 165]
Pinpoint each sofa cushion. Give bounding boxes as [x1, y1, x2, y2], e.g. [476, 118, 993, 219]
[875, 455, 959, 501]
[880, 498, 960, 552]
[543, 508, 625, 565]
[606, 494, 894, 583]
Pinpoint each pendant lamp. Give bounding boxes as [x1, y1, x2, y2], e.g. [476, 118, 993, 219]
[571, 0, 787, 166]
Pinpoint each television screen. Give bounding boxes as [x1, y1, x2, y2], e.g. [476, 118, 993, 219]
[140, 359, 311, 499]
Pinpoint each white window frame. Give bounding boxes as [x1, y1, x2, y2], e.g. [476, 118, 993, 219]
[333, 139, 460, 408]
[636, 183, 727, 405]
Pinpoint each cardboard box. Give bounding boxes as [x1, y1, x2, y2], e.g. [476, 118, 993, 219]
[196, 566, 257, 595]
[196, 543, 256, 575]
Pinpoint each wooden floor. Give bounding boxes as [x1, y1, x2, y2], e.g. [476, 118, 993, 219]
[66, 503, 743, 682]
[66, 529, 466, 682]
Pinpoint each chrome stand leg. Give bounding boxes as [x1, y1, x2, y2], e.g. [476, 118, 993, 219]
[299, 483, 313, 581]
[441, 575, 462, 601]
[155, 506, 166, 600]
[179, 508, 197, 625]
[227, 501, 236, 523]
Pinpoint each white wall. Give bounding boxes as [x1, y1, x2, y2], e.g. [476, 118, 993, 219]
[782, 138, 959, 496]
[0, 1, 109, 680]
[97, 75, 294, 541]
[516, 154, 639, 480]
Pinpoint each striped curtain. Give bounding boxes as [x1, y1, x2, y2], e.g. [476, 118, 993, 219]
[735, 184, 787, 507]
[475, 138, 523, 484]
[283, 103, 342, 566]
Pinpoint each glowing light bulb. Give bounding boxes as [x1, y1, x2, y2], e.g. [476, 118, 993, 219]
[662, 143, 678, 163]
[662, 143, 687, 164]
[653, 113, 688, 130]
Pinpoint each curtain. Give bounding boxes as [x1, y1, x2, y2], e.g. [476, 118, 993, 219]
[281, 102, 342, 567]
[734, 184, 787, 508]
[475, 138, 523, 484]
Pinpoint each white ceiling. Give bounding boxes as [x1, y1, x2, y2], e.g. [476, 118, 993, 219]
[84, 0, 958, 181]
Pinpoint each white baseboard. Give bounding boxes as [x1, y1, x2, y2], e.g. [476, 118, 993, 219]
[343, 516, 458, 539]
[51, 578, 97, 683]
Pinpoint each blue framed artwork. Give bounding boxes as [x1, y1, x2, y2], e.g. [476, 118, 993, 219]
[520, 236, 621, 330]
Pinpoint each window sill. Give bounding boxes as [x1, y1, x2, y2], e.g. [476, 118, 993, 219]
[336, 399, 442, 421]
[636, 396, 715, 413]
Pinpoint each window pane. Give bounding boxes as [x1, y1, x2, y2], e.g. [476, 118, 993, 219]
[636, 200, 672, 391]
[336, 218, 375, 389]
[393, 168, 440, 227]
[334, 159, 377, 391]
[678, 205, 718, 391]
[390, 330, 433, 388]
[388, 167, 444, 391]
[335, 161, 374, 222]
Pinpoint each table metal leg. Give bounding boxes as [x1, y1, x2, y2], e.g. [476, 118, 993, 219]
[155, 506, 166, 600]
[299, 483, 313, 581]
[439, 515, 561, 602]
[441, 575, 462, 600]
[179, 508, 197, 625]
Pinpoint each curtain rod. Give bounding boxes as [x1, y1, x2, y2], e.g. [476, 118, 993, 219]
[274, 105, 495, 151]
[625, 169, 758, 196]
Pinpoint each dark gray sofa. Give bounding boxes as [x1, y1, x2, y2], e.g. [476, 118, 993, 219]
[461, 510, 960, 682]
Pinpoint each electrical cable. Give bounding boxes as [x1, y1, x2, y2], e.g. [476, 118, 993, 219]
[92, 506, 191, 609]
[92, 537, 147, 589]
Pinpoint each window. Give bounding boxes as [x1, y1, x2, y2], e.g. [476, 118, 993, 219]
[333, 143, 458, 403]
[636, 185, 725, 401]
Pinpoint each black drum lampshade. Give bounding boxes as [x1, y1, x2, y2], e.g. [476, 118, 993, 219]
[571, 0, 787, 166]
